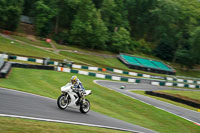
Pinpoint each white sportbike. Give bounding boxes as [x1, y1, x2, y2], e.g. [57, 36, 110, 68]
[57, 83, 92, 113]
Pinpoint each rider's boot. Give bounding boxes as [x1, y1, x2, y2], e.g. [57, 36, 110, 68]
[76, 91, 83, 105]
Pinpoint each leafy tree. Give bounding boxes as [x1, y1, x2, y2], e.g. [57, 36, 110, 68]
[190, 27, 200, 64]
[148, 0, 181, 39]
[111, 27, 132, 53]
[22, 0, 38, 16]
[101, 0, 129, 33]
[100, 0, 116, 32]
[126, 0, 157, 38]
[34, 0, 57, 37]
[0, 0, 24, 31]
[55, 0, 74, 31]
[70, 0, 108, 49]
[135, 39, 152, 54]
[114, 0, 129, 30]
[92, 0, 103, 9]
[154, 35, 175, 61]
[149, 0, 194, 62]
[175, 49, 195, 69]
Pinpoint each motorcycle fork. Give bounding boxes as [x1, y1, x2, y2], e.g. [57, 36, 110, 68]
[81, 95, 86, 103]
[64, 94, 69, 102]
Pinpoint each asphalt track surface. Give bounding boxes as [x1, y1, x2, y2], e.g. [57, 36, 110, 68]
[95, 80, 200, 125]
[0, 87, 156, 133]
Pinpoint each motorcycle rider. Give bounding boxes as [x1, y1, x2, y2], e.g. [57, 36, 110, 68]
[71, 75, 85, 100]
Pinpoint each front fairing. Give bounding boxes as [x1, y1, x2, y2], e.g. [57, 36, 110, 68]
[61, 83, 72, 93]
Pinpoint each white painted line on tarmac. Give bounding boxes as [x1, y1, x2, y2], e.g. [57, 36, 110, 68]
[0, 87, 55, 101]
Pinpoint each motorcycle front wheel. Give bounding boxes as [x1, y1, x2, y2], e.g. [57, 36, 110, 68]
[57, 94, 69, 110]
[80, 99, 90, 114]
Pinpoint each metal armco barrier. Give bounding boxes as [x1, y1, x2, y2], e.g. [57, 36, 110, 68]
[0, 62, 12, 78]
[0, 54, 5, 69]
[0, 54, 12, 78]
[11, 62, 55, 70]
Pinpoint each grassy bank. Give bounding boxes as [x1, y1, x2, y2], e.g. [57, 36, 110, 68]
[2, 34, 200, 78]
[0, 35, 65, 60]
[132, 91, 199, 111]
[0, 35, 87, 64]
[54, 42, 115, 55]
[175, 69, 200, 78]
[60, 51, 127, 69]
[0, 117, 126, 133]
[11, 35, 52, 48]
[0, 68, 199, 133]
[154, 90, 200, 101]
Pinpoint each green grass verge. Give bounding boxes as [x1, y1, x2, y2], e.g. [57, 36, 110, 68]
[0, 35, 95, 65]
[0, 68, 199, 133]
[2, 34, 200, 78]
[0, 36, 65, 60]
[132, 91, 199, 111]
[154, 90, 200, 101]
[60, 51, 127, 69]
[54, 42, 114, 55]
[0, 117, 127, 133]
[11, 35, 52, 48]
[175, 69, 200, 78]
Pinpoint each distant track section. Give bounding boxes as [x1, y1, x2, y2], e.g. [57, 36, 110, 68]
[95, 80, 200, 125]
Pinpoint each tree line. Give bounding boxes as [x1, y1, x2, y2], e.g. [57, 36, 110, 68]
[0, 0, 200, 68]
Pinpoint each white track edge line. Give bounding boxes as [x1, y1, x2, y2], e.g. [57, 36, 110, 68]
[0, 87, 55, 101]
[94, 80, 200, 126]
[94, 80, 199, 113]
[0, 114, 141, 133]
[0, 87, 144, 132]
[128, 89, 199, 113]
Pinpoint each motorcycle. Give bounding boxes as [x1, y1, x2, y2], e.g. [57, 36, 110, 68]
[57, 83, 92, 113]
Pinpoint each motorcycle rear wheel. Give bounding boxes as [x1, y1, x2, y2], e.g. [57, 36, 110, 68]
[57, 94, 69, 109]
[80, 99, 90, 113]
